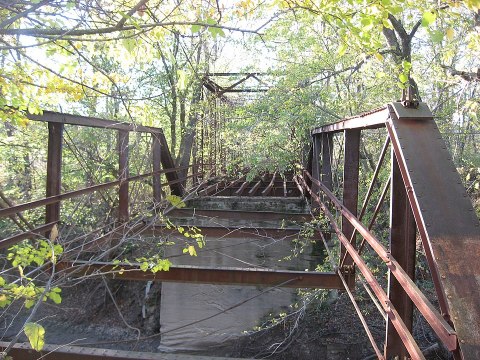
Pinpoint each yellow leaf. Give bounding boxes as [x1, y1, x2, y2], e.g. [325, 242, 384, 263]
[24, 322, 45, 351]
[188, 245, 197, 256]
[374, 53, 384, 61]
[49, 224, 58, 242]
[446, 28, 454, 41]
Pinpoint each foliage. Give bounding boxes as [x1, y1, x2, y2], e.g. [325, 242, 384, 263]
[24, 322, 45, 352]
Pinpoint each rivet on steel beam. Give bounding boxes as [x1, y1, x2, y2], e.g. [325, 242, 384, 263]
[441, 275, 446, 279]
[461, 340, 465, 344]
[426, 223, 430, 227]
[409, 169, 413, 172]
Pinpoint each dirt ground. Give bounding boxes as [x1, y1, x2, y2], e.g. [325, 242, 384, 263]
[2, 273, 452, 360]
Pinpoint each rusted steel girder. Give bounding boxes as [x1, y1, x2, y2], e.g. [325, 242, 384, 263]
[0, 167, 191, 220]
[0, 341, 249, 360]
[312, 107, 389, 134]
[384, 150, 417, 359]
[55, 261, 343, 289]
[387, 102, 480, 360]
[301, 171, 458, 351]
[26, 110, 163, 134]
[46, 122, 63, 227]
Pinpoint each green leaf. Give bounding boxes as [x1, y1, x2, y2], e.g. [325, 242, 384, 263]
[208, 26, 225, 38]
[48, 292, 62, 304]
[24, 322, 45, 351]
[337, 43, 347, 56]
[191, 24, 201, 33]
[421, 11, 436, 27]
[0, 276, 5, 286]
[122, 38, 136, 53]
[166, 195, 186, 208]
[382, 19, 394, 30]
[398, 73, 408, 83]
[430, 30, 444, 43]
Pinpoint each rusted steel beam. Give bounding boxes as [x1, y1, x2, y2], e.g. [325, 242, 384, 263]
[46, 122, 63, 226]
[199, 181, 224, 196]
[167, 209, 310, 222]
[26, 110, 162, 134]
[143, 224, 323, 240]
[0, 167, 189, 220]
[385, 150, 417, 359]
[156, 132, 183, 196]
[235, 181, 249, 196]
[321, 133, 333, 191]
[387, 102, 480, 359]
[341, 136, 390, 268]
[152, 134, 162, 204]
[0, 341, 249, 360]
[55, 261, 343, 289]
[312, 107, 389, 134]
[0, 222, 56, 249]
[118, 130, 129, 223]
[298, 175, 425, 359]
[341, 129, 360, 277]
[300, 172, 458, 351]
[311, 135, 321, 201]
[261, 172, 277, 196]
[248, 179, 262, 196]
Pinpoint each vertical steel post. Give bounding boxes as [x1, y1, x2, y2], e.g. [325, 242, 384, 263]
[46, 122, 63, 226]
[152, 134, 162, 206]
[384, 150, 416, 359]
[311, 134, 321, 201]
[341, 130, 360, 283]
[118, 130, 129, 223]
[321, 133, 333, 191]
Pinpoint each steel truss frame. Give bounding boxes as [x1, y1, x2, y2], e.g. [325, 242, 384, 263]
[304, 102, 480, 360]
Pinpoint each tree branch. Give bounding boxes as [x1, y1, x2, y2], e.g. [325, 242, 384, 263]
[0, 21, 261, 37]
[116, 0, 150, 29]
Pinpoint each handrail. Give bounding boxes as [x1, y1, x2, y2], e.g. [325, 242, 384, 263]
[0, 166, 193, 219]
[299, 171, 457, 351]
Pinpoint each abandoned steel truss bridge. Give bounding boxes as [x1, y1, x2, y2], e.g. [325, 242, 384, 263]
[0, 100, 479, 360]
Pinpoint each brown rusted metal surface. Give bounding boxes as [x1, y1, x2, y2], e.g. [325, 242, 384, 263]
[387, 102, 480, 359]
[235, 181, 249, 196]
[152, 133, 162, 204]
[301, 171, 458, 351]
[312, 107, 389, 134]
[26, 110, 162, 134]
[156, 131, 183, 196]
[385, 151, 417, 359]
[321, 133, 333, 191]
[298, 175, 425, 359]
[0, 222, 56, 249]
[56, 261, 343, 289]
[261, 172, 277, 196]
[0, 341, 249, 360]
[341, 129, 360, 276]
[0, 167, 192, 220]
[248, 179, 262, 196]
[46, 122, 63, 226]
[118, 130, 129, 223]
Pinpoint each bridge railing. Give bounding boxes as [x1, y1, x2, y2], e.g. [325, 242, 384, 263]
[0, 110, 196, 251]
[299, 103, 480, 360]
